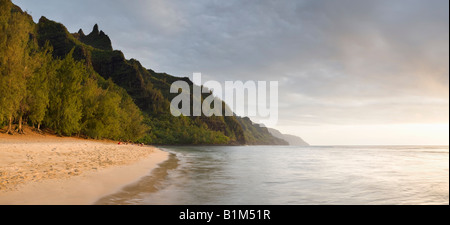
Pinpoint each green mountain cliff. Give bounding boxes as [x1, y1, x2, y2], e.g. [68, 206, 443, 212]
[0, 0, 290, 145]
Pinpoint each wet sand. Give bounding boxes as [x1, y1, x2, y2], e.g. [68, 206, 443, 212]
[0, 128, 169, 205]
[94, 153, 179, 205]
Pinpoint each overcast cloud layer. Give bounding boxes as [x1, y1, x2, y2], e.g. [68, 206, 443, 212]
[14, 0, 449, 143]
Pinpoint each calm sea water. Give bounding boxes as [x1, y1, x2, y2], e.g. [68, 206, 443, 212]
[96, 145, 449, 205]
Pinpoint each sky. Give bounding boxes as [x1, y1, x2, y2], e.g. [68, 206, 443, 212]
[13, 0, 449, 145]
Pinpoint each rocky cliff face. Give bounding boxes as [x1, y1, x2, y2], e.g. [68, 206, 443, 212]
[34, 16, 290, 145]
[75, 24, 113, 51]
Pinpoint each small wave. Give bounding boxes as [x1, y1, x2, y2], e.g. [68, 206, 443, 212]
[94, 153, 179, 205]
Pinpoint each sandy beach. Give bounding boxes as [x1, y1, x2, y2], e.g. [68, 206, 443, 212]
[0, 127, 168, 205]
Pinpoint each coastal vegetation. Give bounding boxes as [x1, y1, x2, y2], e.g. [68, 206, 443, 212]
[0, 0, 288, 145]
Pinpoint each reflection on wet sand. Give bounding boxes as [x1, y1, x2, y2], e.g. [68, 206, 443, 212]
[94, 153, 179, 205]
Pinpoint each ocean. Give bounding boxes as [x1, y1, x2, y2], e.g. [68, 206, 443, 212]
[95, 145, 449, 205]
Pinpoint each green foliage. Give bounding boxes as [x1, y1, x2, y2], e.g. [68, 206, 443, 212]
[26, 43, 54, 128]
[44, 49, 83, 135]
[42, 50, 147, 140]
[0, 2, 147, 141]
[141, 114, 230, 145]
[0, 2, 34, 132]
[119, 95, 147, 141]
[0, 0, 287, 145]
[36, 16, 93, 63]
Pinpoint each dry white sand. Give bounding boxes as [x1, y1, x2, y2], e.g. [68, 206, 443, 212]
[0, 128, 168, 205]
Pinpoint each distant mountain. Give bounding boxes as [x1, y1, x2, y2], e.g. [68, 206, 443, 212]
[0, 0, 286, 145]
[267, 128, 309, 146]
[238, 118, 288, 145]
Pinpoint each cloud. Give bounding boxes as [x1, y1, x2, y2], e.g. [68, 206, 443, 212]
[14, 0, 450, 131]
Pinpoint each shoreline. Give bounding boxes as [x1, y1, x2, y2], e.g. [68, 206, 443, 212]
[0, 128, 169, 205]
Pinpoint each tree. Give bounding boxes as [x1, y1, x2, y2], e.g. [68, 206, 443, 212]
[0, 4, 34, 134]
[26, 43, 55, 131]
[79, 74, 103, 139]
[119, 95, 147, 141]
[0, 0, 12, 127]
[45, 49, 83, 136]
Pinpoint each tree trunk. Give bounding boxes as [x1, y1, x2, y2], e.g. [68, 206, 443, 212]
[6, 116, 13, 135]
[18, 115, 24, 134]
